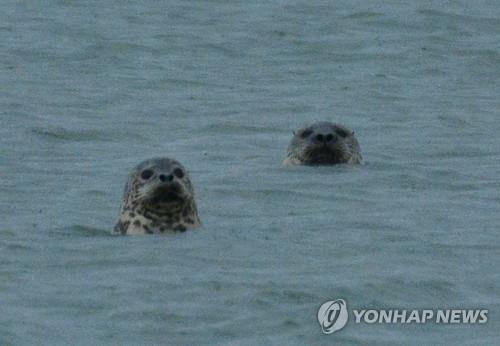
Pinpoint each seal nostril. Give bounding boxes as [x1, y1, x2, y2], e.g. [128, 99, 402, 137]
[159, 174, 174, 182]
[316, 134, 324, 142]
[326, 134, 334, 142]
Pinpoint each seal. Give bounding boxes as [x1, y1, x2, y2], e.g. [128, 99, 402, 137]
[113, 158, 201, 235]
[284, 121, 362, 165]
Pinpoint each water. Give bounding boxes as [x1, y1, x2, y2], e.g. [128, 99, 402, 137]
[1, 0, 499, 344]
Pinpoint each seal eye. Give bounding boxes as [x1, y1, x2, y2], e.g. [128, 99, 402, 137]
[300, 129, 313, 139]
[336, 129, 349, 138]
[141, 169, 154, 180]
[173, 168, 184, 179]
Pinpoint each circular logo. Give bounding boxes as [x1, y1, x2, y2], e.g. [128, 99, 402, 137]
[317, 299, 348, 334]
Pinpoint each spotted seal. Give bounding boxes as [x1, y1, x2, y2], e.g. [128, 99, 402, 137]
[284, 121, 362, 166]
[113, 158, 201, 235]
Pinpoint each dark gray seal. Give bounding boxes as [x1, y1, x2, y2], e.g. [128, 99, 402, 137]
[113, 158, 201, 235]
[284, 122, 362, 165]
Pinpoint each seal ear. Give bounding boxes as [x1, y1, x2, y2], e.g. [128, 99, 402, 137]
[292, 131, 296, 136]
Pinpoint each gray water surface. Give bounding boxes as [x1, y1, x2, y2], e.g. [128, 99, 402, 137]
[1, 0, 500, 345]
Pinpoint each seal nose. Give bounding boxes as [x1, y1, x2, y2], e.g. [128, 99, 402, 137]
[315, 133, 336, 144]
[159, 174, 174, 182]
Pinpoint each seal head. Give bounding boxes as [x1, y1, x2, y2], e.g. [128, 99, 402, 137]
[113, 158, 201, 235]
[284, 122, 362, 166]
